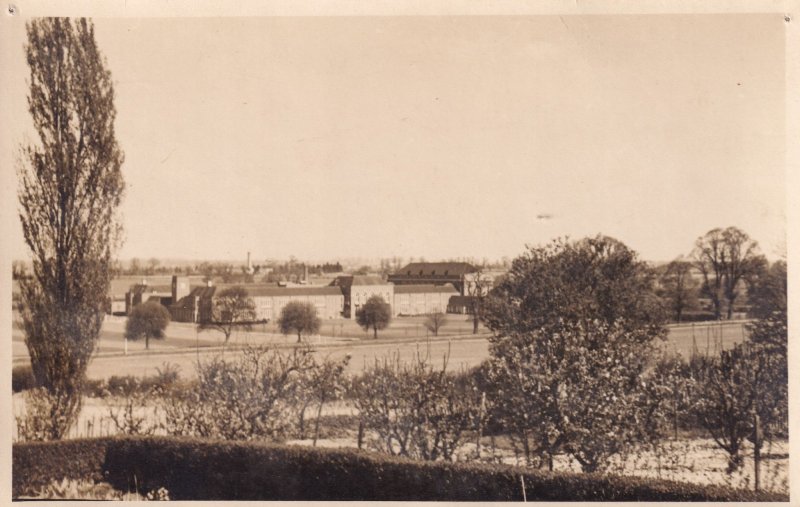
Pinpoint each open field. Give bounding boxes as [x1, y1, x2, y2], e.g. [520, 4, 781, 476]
[13, 316, 749, 380]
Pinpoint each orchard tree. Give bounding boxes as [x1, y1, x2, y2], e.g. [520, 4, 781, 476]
[278, 301, 321, 343]
[692, 227, 764, 319]
[198, 286, 256, 344]
[356, 295, 391, 339]
[483, 236, 667, 472]
[659, 259, 699, 322]
[17, 18, 125, 439]
[125, 301, 171, 350]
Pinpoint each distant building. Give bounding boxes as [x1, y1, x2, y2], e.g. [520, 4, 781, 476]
[331, 275, 393, 318]
[394, 284, 458, 316]
[125, 279, 172, 315]
[388, 262, 477, 295]
[169, 279, 344, 323]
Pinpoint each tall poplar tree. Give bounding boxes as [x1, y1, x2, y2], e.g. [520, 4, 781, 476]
[17, 18, 124, 439]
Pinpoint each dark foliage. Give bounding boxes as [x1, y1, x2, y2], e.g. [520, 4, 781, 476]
[17, 17, 125, 439]
[12, 365, 36, 393]
[13, 436, 786, 501]
[125, 301, 171, 349]
[13, 438, 110, 497]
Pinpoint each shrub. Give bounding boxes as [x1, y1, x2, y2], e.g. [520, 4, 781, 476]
[14, 436, 787, 501]
[15, 388, 74, 442]
[12, 364, 35, 393]
[82, 378, 106, 398]
[13, 438, 109, 497]
[678, 311, 718, 322]
[100, 436, 786, 501]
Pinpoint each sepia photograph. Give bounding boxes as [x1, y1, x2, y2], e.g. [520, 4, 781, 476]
[1, 0, 796, 502]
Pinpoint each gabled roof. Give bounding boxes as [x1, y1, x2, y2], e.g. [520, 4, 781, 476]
[394, 284, 459, 294]
[391, 262, 477, 278]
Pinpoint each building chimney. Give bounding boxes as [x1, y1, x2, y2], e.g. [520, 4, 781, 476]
[247, 251, 251, 272]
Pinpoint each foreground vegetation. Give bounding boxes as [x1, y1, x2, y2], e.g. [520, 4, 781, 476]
[13, 436, 786, 501]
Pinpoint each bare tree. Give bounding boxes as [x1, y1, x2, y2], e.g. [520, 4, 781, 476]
[466, 268, 490, 334]
[693, 227, 763, 319]
[198, 286, 256, 344]
[17, 18, 125, 439]
[424, 312, 447, 337]
[660, 259, 699, 322]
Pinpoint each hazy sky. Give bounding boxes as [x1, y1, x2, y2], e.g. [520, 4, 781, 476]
[1, 15, 787, 263]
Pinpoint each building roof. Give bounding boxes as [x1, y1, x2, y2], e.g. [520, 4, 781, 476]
[189, 284, 344, 298]
[447, 295, 477, 306]
[129, 283, 172, 295]
[243, 285, 343, 297]
[331, 275, 387, 288]
[394, 284, 459, 294]
[390, 262, 477, 278]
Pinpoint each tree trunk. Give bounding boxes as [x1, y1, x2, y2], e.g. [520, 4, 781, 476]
[145, 335, 149, 350]
[313, 395, 326, 446]
[297, 332, 302, 343]
[373, 326, 378, 339]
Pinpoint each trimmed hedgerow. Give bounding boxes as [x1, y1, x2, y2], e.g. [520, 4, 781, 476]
[12, 438, 110, 498]
[100, 436, 786, 502]
[14, 436, 787, 501]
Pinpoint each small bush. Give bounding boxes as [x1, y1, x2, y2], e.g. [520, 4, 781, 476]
[678, 311, 718, 323]
[83, 378, 106, 398]
[12, 365, 35, 393]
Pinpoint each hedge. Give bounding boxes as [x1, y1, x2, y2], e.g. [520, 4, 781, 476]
[12, 438, 110, 497]
[14, 436, 788, 501]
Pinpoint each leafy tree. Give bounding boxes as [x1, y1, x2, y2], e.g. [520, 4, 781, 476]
[16, 18, 125, 439]
[424, 312, 447, 337]
[659, 259, 699, 322]
[129, 258, 142, 275]
[125, 301, 171, 350]
[198, 286, 256, 343]
[747, 260, 786, 320]
[356, 295, 392, 339]
[483, 236, 667, 472]
[278, 301, 321, 343]
[692, 227, 764, 319]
